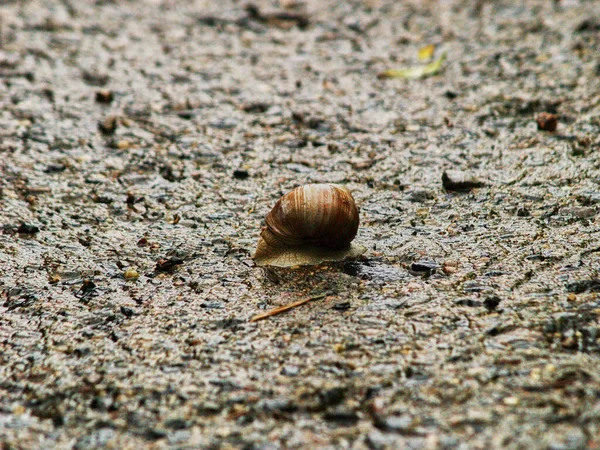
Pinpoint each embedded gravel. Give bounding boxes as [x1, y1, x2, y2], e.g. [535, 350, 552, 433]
[1, 1, 600, 449]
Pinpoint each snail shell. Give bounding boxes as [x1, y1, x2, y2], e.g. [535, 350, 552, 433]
[253, 184, 365, 267]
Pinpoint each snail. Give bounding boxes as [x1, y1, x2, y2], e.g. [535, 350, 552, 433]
[253, 183, 366, 267]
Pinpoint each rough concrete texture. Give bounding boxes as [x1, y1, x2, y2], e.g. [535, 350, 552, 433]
[1, 0, 600, 448]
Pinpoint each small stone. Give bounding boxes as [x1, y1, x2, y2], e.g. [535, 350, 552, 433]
[483, 295, 502, 311]
[467, 367, 487, 377]
[442, 170, 485, 191]
[257, 398, 297, 414]
[17, 223, 40, 234]
[143, 428, 167, 441]
[82, 70, 109, 87]
[565, 279, 600, 293]
[575, 18, 600, 33]
[177, 110, 195, 120]
[281, 365, 299, 376]
[306, 117, 325, 129]
[123, 268, 139, 280]
[323, 408, 359, 425]
[536, 112, 558, 132]
[442, 260, 458, 275]
[374, 414, 414, 433]
[331, 301, 351, 311]
[318, 387, 346, 409]
[98, 116, 118, 135]
[467, 409, 492, 424]
[164, 417, 190, 430]
[503, 396, 519, 406]
[116, 140, 131, 150]
[410, 260, 440, 274]
[95, 89, 114, 104]
[155, 258, 184, 272]
[44, 163, 67, 173]
[333, 343, 345, 353]
[561, 337, 576, 349]
[49, 274, 61, 284]
[241, 102, 271, 113]
[233, 169, 249, 179]
[200, 301, 225, 309]
[120, 306, 135, 317]
[80, 279, 97, 293]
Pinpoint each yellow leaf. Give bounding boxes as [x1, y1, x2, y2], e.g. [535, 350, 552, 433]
[418, 44, 436, 61]
[378, 52, 447, 80]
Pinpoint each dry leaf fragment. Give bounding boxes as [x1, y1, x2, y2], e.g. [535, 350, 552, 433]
[418, 44, 436, 61]
[378, 52, 447, 80]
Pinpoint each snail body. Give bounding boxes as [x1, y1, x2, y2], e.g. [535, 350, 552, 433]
[253, 184, 365, 267]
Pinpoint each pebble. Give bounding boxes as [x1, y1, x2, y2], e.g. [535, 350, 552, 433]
[241, 102, 271, 113]
[536, 112, 558, 132]
[44, 163, 67, 173]
[331, 301, 351, 311]
[116, 139, 131, 150]
[95, 89, 114, 104]
[233, 169, 250, 179]
[442, 170, 485, 191]
[323, 407, 359, 425]
[281, 365, 299, 376]
[177, 110, 195, 120]
[374, 414, 414, 433]
[483, 295, 502, 311]
[82, 70, 109, 87]
[123, 268, 139, 280]
[120, 306, 135, 317]
[17, 223, 40, 234]
[201, 301, 225, 309]
[410, 260, 441, 275]
[98, 116, 118, 135]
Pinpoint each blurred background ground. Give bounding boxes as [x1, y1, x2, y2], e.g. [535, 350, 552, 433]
[1, 0, 600, 448]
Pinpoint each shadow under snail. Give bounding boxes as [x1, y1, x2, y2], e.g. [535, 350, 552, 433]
[253, 183, 366, 267]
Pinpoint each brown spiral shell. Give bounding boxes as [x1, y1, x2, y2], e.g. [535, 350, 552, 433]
[253, 184, 364, 267]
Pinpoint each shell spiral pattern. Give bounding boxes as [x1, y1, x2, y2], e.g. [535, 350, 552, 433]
[253, 184, 364, 267]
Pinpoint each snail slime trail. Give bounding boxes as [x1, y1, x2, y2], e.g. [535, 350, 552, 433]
[253, 184, 366, 267]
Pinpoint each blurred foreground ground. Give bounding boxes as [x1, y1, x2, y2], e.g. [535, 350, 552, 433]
[1, 0, 600, 448]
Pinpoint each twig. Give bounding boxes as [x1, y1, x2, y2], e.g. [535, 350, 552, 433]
[250, 292, 329, 322]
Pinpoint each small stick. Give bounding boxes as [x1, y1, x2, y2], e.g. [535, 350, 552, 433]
[250, 292, 328, 322]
